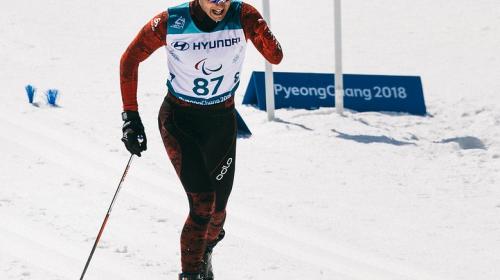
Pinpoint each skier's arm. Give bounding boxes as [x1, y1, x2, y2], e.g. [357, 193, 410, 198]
[241, 3, 283, 64]
[120, 12, 168, 111]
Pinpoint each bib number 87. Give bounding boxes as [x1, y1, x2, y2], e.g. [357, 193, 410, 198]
[193, 76, 224, 96]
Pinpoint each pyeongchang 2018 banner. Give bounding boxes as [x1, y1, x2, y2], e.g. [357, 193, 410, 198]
[242, 72, 427, 116]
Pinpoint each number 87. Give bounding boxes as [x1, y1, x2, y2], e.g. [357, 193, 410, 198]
[192, 76, 224, 96]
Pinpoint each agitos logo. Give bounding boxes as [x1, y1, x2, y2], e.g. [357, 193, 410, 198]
[195, 58, 222, 75]
[171, 41, 189, 51]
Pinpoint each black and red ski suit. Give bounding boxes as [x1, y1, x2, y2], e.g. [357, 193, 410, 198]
[119, 0, 282, 274]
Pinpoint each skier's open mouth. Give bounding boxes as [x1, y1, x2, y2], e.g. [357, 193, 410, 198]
[212, 8, 224, 16]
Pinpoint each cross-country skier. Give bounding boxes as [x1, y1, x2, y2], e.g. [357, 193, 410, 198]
[119, 0, 282, 279]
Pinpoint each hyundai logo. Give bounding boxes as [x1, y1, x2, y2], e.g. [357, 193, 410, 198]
[172, 41, 190, 51]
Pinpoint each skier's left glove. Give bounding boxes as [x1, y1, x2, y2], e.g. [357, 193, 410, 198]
[121, 111, 147, 157]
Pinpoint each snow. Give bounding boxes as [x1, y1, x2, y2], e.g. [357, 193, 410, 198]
[1, 0, 500, 279]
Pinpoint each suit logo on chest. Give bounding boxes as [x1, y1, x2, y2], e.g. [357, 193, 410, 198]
[171, 16, 186, 29]
[195, 58, 223, 76]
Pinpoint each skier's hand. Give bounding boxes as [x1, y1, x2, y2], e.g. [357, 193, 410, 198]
[121, 111, 147, 157]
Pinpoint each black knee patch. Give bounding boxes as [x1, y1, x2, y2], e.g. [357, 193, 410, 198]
[189, 211, 211, 226]
[186, 192, 216, 226]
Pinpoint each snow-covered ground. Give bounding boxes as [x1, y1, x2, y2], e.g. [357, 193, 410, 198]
[1, 0, 500, 279]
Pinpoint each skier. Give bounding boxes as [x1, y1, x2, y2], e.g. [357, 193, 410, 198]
[119, 0, 282, 279]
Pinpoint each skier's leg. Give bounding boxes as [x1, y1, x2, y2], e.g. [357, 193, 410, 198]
[159, 100, 216, 273]
[201, 133, 236, 280]
[207, 211, 226, 244]
[207, 141, 236, 244]
[201, 210, 226, 280]
[158, 96, 237, 276]
[180, 192, 216, 273]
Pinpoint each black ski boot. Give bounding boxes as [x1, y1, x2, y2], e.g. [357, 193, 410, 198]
[201, 248, 214, 280]
[178, 272, 202, 280]
[200, 229, 225, 280]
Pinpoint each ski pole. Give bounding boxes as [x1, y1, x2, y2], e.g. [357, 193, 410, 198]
[80, 154, 134, 280]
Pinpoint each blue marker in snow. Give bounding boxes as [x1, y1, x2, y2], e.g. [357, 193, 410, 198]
[25, 84, 36, 104]
[45, 89, 59, 106]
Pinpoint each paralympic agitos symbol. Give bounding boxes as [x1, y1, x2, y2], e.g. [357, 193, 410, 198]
[195, 58, 223, 75]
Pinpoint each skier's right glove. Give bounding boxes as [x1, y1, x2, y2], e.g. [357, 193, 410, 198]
[121, 111, 147, 157]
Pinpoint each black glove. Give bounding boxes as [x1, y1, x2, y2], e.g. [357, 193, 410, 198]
[121, 111, 147, 157]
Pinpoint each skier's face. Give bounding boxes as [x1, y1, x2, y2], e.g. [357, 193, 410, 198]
[199, 0, 231, 22]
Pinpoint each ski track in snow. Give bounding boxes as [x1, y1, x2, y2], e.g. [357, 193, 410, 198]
[1, 0, 500, 279]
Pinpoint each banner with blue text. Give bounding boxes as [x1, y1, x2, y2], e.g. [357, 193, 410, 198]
[242, 72, 426, 115]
